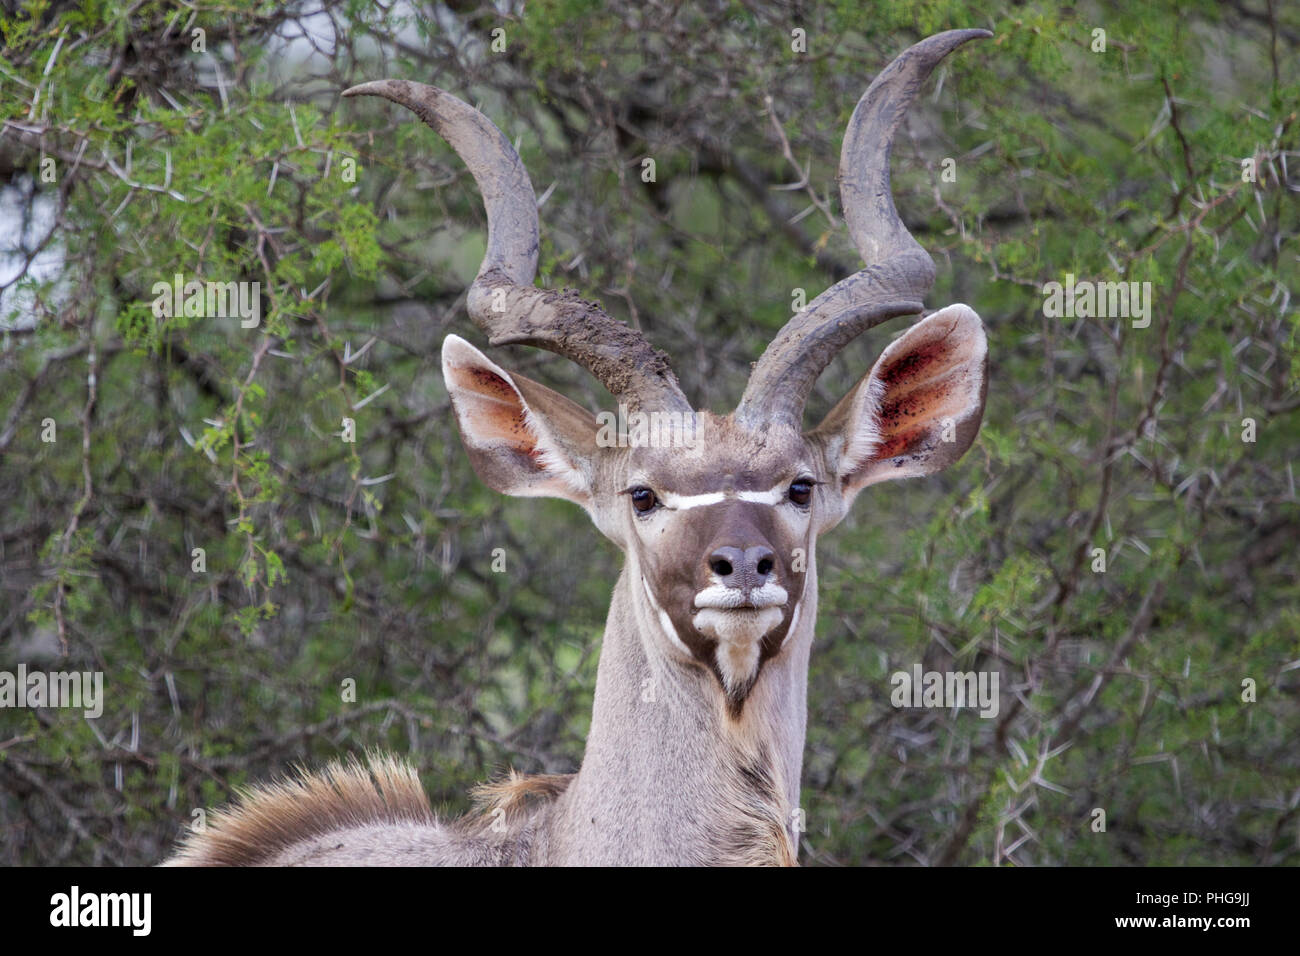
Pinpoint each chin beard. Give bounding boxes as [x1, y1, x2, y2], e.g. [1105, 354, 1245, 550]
[692, 606, 784, 716]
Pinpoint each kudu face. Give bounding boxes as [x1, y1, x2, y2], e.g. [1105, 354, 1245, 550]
[607, 415, 813, 709]
[349, 28, 991, 717]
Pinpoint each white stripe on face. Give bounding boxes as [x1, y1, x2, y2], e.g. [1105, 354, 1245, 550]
[778, 564, 811, 649]
[657, 490, 725, 510]
[781, 600, 801, 649]
[642, 575, 691, 655]
[735, 486, 786, 506]
[656, 482, 795, 511]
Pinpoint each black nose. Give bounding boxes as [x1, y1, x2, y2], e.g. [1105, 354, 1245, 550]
[708, 545, 776, 591]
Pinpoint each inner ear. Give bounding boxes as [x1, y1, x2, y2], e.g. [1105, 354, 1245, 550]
[441, 334, 597, 505]
[813, 304, 987, 495]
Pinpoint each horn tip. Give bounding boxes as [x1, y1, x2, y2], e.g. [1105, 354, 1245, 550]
[342, 79, 420, 100]
[918, 28, 994, 58]
[341, 80, 386, 98]
[937, 28, 994, 42]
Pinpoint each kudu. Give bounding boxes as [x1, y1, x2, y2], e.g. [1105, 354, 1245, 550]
[167, 28, 991, 867]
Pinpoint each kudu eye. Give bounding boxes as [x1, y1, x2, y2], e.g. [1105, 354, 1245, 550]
[788, 479, 814, 507]
[630, 487, 658, 514]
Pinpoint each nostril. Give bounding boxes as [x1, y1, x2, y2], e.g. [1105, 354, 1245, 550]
[709, 547, 744, 579]
[749, 546, 776, 580]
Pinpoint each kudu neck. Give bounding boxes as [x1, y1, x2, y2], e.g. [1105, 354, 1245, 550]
[544, 563, 817, 865]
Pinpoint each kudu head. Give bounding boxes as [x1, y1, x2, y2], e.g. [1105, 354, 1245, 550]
[344, 29, 990, 717]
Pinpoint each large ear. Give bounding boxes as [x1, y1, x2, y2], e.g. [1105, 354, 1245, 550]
[441, 334, 599, 508]
[811, 304, 987, 501]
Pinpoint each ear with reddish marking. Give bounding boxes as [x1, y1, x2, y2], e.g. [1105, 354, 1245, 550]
[441, 335, 598, 508]
[812, 304, 987, 500]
